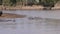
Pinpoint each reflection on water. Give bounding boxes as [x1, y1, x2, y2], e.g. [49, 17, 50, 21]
[0, 22, 17, 29]
[0, 17, 60, 34]
[0, 10, 60, 34]
[0, 19, 15, 22]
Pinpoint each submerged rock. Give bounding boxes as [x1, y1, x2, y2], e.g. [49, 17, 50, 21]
[28, 17, 43, 20]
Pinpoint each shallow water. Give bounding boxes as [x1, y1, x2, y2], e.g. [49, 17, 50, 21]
[0, 10, 60, 34]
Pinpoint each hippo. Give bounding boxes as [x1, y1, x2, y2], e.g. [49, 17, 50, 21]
[0, 11, 2, 16]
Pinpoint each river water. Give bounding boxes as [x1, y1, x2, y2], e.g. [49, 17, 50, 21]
[0, 10, 60, 34]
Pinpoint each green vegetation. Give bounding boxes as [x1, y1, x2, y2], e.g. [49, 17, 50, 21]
[39, 0, 59, 6]
[0, 0, 2, 5]
[39, 0, 59, 9]
[0, 0, 60, 7]
[10, 0, 16, 6]
[3, 0, 16, 6]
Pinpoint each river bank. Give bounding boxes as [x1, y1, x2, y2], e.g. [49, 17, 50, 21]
[0, 13, 26, 18]
[0, 5, 60, 10]
[1, 6, 43, 10]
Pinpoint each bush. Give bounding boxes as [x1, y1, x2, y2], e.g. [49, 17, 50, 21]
[39, 0, 59, 7]
[10, 0, 17, 6]
[0, 0, 2, 5]
[39, 0, 59, 9]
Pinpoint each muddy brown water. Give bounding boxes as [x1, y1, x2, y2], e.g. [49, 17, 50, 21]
[0, 10, 60, 34]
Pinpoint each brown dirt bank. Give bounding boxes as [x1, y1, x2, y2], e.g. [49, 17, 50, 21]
[0, 5, 60, 10]
[0, 13, 26, 18]
[1, 6, 43, 10]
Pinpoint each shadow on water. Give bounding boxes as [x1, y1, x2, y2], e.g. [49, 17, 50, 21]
[0, 19, 15, 22]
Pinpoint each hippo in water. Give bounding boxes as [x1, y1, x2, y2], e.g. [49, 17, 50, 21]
[0, 11, 2, 16]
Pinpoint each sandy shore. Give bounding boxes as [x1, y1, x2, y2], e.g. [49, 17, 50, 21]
[0, 5, 60, 10]
[0, 6, 44, 10]
[0, 13, 26, 18]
